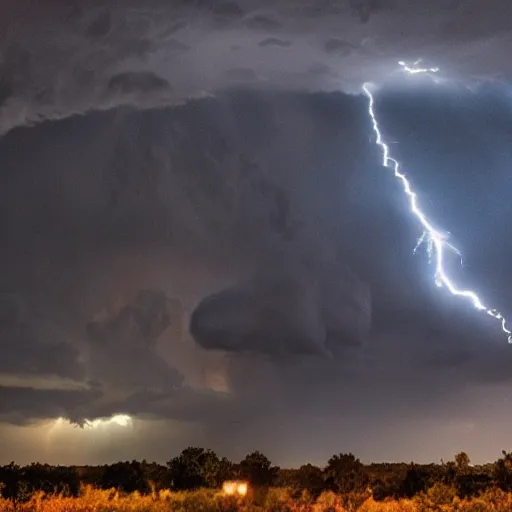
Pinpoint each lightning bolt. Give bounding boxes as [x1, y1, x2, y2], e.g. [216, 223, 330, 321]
[363, 61, 512, 343]
[398, 59, 440, 75]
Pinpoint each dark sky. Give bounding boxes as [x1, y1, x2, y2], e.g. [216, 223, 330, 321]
[1, 0, 512, 468]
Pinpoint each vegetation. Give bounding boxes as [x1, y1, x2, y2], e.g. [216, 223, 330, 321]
[2, 449, 512, 510]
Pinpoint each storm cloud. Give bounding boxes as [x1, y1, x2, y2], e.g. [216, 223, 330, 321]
[1, 5, 512, 465]
[190, 264, 371, 356]
[85, 289, 183, 394]
[0, 293, 86, 386]
[0, 90, 374, 428]
[191, 275, 326, 356]
[1, 0, 512, 133]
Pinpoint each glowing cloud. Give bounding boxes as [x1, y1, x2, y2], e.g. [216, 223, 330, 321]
[52, 414, 133, 429]
[362, 62, 512, 343]
[84, 414, 132, 428]
[398, 60, 440, 75]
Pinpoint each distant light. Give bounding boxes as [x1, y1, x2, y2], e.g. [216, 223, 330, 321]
[222, 481, 248, 497]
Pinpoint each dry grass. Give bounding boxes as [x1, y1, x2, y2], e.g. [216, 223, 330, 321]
[2, 486, 512, 512]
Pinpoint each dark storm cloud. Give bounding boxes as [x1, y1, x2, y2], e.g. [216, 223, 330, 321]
[190, 262, 371, 356]
[324, 39, 355, 56]
[0, 339, 85, 382]
[0, 293, 24, 327]
[191, 275, 327, 356]
[349, 0, 378, 24]
[1, 0, 512, 133]
[84, 9, 112, 39]
[86, 289, 183, 393]
[0, 293, 85, 381]
[106, 72, 171, 97]
[0, 386, 101, 425]
[101, 388, 241, 424]
[0, 88, 375, 429]
[1, 77, 512, 464]
[86, 289, 172, 348]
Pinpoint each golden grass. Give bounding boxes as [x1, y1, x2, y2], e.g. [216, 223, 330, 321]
[2, 486, 512, 512]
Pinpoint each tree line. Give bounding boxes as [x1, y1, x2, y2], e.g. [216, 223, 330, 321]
[3, 448, 512, 505]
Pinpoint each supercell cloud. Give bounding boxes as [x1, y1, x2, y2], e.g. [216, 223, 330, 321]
[190, 267, 371, 356]
[1, 0, 512, 465]
[1, 0, 512, 133]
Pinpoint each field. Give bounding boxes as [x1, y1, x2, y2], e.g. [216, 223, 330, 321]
[3, 485, 512, 512]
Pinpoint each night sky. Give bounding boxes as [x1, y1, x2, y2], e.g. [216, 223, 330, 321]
[1, 0, 512, 468]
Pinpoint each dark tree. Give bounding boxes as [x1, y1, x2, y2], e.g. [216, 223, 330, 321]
[76, 465, 104, 487]
[455, 472, 493, 498]
[293, 464, 326, 498]
[0, 462, 30, 507]
[400, 464, 429, 498]
[215, 457, 235, 487]
[455, 452, 470, 471]
[167, 447, 221, 490]
[99, 461, 150, 494]
[141, 461, 168, 491]
[494, 450, 512, 491]
[23, 463, 80, 497]
[324, 453, 368, 494]
[442, 461, 457, 486]
[238, 451, 279, 487]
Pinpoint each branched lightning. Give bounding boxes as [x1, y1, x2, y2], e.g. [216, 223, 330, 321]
[362, 62, 512, 342]
[414, 231, 464, 269]
[398, 60, 439, 75]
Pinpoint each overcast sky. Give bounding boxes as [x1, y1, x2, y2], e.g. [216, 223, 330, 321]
[1, 0, 512, 468]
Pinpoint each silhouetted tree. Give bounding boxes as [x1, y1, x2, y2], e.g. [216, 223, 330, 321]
[367, 462, 408, 500]
[455, 452, 470, 471]
[142, 461, 168, 491]
[325, 453, 368, 494]
[76, 465, 103, 487]
[238, 451, 279, 487]
[442, 461, 457, 486]
[401, 464, 429, 498]
[456, 471, 492, 498]
[167, 447, 222, 490]
[0, 462, 30, 508]
[215, 457, 235, 487]
[100, 461, 150, 494]
[23, 463, 80, 497]
[2, 446, 510, 501]
[494, 450, 512, 491]
[293, 464, 326, 498]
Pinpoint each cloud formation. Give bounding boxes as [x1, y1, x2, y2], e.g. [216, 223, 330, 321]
[1, 70, 512, 464]
[1, 87, 375, 428]
[85, 289, 183, 394]
[191, 275, 325, 356]
[190, 263, 371, 356]
[0, 293, 85, 384]
[1, 0, 512, 134]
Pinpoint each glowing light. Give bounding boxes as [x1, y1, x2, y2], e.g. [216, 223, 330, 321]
[222, 481, 248, 497]
[51, 414, 133, 429]
[84, 414, 132, 428]
[222, 481, 236, 495]
[362, 63, 512, 343]
[399, 59, 439, 75]
[237, 482, 248, 496]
